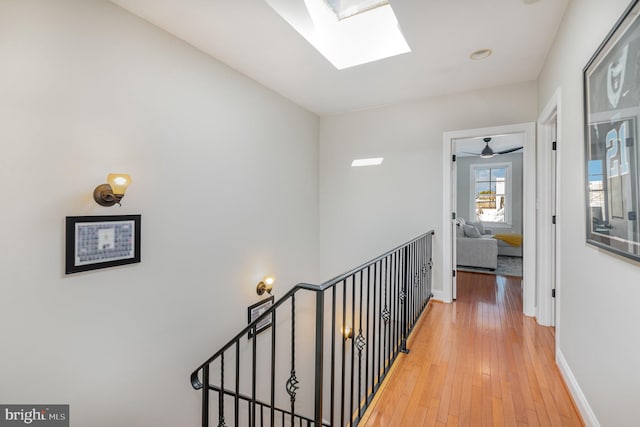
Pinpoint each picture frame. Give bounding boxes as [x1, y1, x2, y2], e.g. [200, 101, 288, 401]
[247, 296, 274, 339]
[65, 215, 141, 274]
[584, 0, 640, 262]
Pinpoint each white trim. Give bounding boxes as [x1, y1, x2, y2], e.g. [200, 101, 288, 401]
[443, 123, 536, 316]
[557, 350, 600, 427]
[430, 289, 447, 302]
[536, 88, 561, 327]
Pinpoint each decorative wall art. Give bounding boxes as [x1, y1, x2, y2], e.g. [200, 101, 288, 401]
[247, 296, 274, 339]
[65, 215, 141, 274]
[584, 0, 640, 262]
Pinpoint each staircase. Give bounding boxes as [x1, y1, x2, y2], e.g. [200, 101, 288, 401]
[191, 231, 435, 427]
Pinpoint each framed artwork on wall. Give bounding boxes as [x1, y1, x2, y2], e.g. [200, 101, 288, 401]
[65, 215, 141, 274]
[247, 296, 274, 339]
[584, 0, 640, 262]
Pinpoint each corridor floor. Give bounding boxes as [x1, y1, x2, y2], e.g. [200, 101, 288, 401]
[361, 272, 583, 426]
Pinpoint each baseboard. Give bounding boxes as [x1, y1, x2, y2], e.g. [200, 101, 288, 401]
[430, 289, 449, 303]
[556, 350, 600, 427]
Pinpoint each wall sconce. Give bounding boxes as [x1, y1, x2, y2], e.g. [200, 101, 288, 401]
[343, 326, 353, 340]
[256, 276, 275, 296]
[93, 173, 132, 207]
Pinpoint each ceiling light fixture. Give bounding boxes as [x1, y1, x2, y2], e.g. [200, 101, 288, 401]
[351, 157, 384, 167]
[469, 48, 493, 61]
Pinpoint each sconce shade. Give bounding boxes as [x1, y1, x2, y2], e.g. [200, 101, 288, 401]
[94, 173, 132, 207]
[107, 173, 132, 196]
[256, 276, 275, 296]
[343, 326, 353, 340]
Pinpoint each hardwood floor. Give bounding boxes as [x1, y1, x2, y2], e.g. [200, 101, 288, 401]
[360, 272, 583, 427]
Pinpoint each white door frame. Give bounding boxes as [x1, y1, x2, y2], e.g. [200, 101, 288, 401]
[537, 88, 562, 327]
[442, 122, 537, 317]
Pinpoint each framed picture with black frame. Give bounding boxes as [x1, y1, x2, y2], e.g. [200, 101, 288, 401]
[247, 296, 274, 339]
[65, 215, 141, 274]
[584, 0, 640, 262]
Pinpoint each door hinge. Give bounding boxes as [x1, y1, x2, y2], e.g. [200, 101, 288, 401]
[552, 141, 557, 151]
[452, 212, 456, 220]
[552, 215, 556, 225]
[552, 289, 556, 298]
[452, 154, 457, 162]
[453, 270, 456, 277]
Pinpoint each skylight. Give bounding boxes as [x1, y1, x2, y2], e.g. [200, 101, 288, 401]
[265, 0, 411, 69]
[351, 157, 384, 167]
[325, 0, 389, 20]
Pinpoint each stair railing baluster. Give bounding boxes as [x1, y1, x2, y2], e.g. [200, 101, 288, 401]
[349, 274, 355, 426]
[313, 289, 324, 427]
[203, 364, 210, 427]
[364, 265, 371, 407]
[235, 343, 240, 427]
[356, 268, 364, 419]
[271, 309, 277, 427]
[330, 286, 336, 427]
[401, 246, 409, 353]
[219, 354, 225, 427]
[252, 324, 257, 427]
[287, 295, 298, 427]
[340, 279, 346, 427]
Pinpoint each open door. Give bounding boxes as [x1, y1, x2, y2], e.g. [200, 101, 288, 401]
[551, 117, 558, 326]
[451, 148, 458, 300]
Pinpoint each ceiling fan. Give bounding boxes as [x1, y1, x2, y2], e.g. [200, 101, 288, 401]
[465, 137, 523, 158]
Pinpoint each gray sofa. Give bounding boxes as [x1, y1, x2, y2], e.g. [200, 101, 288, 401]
[456, 219, 498, 270]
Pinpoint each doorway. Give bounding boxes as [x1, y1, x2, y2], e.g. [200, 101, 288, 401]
[442, 123, 537, 317]
[454, 134, 525, 278]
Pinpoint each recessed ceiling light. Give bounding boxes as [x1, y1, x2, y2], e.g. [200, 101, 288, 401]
[523, 0, 541, 4]
[469, 48, 493, 61]
[352, 157, 384, 167]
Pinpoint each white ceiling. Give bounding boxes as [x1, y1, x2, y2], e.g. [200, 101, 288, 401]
[109, 0, 569, 115]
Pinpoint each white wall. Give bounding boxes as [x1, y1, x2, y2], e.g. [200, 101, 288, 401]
[538, 0, 640, 425]
[456, 153, 523, 234]
[0, 1, 319, 426]
[319, 81, 537, 293]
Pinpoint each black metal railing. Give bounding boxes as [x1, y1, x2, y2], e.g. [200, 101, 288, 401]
[191, 231, 434, 427]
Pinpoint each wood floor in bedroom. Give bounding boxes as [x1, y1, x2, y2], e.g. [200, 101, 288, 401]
[360, 272, 583, 427]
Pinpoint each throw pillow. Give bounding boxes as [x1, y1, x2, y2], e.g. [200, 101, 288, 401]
[468, 221, 485, 235]
[463, 224, 481, 238]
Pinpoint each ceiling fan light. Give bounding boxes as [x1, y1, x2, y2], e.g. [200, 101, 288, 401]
[480, 140, 494, 158]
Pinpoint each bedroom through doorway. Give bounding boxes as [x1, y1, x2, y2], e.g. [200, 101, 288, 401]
[442, 123, 536, 317]
[454, 134, 524, 278]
